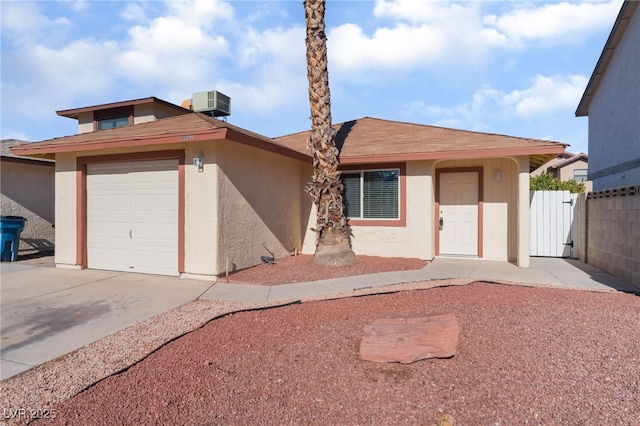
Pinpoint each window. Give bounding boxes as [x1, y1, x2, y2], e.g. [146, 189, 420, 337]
[341, 169, 399, 219]
[94, 106, 132, 131]
[573, 169, 588, 182]
[97, 116, 129, 130]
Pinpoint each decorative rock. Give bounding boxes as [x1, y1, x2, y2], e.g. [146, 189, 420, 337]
[359, 312, 459, 364]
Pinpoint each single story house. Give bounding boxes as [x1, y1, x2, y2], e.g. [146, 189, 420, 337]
[1, 139, 55, 255]
[531, 151, 591, 191]
[13, 103, 566, 279]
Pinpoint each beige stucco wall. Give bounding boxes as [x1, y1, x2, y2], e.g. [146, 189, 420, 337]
[52, 141, 311, 277]
[215, 141, 312, 275]
[54, 153, 79, 266]
[77, 112, 94, 134]
[349, 161, 435, 259]
[53, 144, 185, 268]
[0, 158, 55, 254]
[301, 157, 522, 261]
[133, 103, 186, 125]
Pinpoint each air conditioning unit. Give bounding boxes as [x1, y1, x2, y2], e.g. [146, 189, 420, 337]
[191, 90, 231, 117]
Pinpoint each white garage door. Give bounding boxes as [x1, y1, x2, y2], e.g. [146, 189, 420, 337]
[87, 159, 179, 276]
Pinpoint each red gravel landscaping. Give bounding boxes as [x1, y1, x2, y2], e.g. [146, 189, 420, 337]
[36, 283, 640, 425]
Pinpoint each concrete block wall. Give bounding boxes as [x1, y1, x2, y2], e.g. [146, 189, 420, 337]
[579, 185, 640, 289]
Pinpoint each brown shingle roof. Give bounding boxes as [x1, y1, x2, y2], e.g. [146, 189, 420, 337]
[11, 113, 311, 163]
[275, 117, 567, 168]
[13, 114, 566, 170]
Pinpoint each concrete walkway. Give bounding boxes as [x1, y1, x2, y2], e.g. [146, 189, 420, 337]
[1, 257, 637, 381]
[200, 257, 639, 303]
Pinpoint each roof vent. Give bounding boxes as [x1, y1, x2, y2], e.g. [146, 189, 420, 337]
[191, 90, 231, 117]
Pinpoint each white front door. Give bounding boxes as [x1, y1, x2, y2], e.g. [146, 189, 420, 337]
[87, 159, 179, 276]
[439, 171, 479, 256]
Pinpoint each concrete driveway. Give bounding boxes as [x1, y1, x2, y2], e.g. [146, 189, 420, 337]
[1, 262, 212, 380]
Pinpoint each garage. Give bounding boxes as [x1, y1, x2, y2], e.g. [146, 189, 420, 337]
[86, 159, 179, 276]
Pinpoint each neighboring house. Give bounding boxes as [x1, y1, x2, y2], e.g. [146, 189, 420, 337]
[13, 100, 566, 278]
[1, 139, 55, 255]
[531, 151, 591, 191]
[576, 0, 640, 191]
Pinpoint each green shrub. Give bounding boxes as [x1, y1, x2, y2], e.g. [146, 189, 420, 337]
[530, 173, 586, 193]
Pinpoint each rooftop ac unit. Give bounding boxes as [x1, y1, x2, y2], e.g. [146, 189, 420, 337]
[191, 90, 231, 117]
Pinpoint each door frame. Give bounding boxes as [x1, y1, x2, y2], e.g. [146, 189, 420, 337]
[76, 150, 186, 272]
[435, 167, 483, 257]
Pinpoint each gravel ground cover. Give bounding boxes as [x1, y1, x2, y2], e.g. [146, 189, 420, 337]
[3, 255, 638, 425]
[21, 283, 640, 426]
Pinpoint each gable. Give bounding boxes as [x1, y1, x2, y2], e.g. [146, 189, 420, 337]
[576, 0, 639, 117]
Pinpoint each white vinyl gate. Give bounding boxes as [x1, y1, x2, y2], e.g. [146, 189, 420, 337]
[530, 190, 578, 258]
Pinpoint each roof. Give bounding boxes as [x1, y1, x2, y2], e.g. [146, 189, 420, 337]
[11, 113, 311, 163]
[1, 139, 54, 164]
[56, 96, 190, 120]
[549, 153, 588, 170]
[576, 0, 638, 117]
[274, 117, 567, 170]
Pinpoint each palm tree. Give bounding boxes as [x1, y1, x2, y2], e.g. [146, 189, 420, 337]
[304, 0, 356, 266]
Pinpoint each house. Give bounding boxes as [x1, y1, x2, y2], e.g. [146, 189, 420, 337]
[1, 139, 55, 255]
[13, 99, 566, 278]
[275, 117, 565, 268]
[530, 151, 591, 191]
[575, 0, 640, 191]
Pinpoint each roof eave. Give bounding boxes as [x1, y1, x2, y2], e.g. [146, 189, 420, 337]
[575, 1, 638, 117]
[339, 144, 567, 165]
[11, 127, 312, 164]
[56, 96, 190, 119]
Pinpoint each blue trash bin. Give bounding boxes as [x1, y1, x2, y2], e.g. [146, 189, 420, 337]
[0, 216, 27, 262]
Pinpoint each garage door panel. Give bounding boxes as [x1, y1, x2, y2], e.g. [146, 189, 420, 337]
[87, 159, 179, 276]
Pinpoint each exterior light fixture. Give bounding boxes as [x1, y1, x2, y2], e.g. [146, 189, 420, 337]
[193, 155, 204, 172]
[494, 170, 501, 181]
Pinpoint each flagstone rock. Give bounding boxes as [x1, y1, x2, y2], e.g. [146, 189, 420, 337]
[359, 312, 459, 363]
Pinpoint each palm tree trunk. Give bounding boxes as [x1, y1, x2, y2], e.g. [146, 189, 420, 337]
[304, 0, 356, 266]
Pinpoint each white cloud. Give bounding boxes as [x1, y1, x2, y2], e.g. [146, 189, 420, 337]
[121, 4, 148, 22]
[410, 74, 589, 131]
[222, 25, 307, 114]
[505, 75, 589, 117]
[0, 2, 73, 45]
[166, 0, 234, 31]
[326, 0, 620, 76]
[485, 0, 622, 44]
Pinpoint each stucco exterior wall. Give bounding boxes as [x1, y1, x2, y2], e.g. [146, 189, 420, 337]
[301, 157, 521, 261]
[215, 141, 312, 274]
[349, 161, 434, 259]
[52, 142, 311, 277]
[588, 7, 640, 190]
[183, 142, 219, 278]
[1, 158, 55, 254]
[300, 161, 435, 260]
[54, 153, 79, 266]
[77, 112, 94, 134]
[133, 103, 186, 125]
[53, 144, 185, 268]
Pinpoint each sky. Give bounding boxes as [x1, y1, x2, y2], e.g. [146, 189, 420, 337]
[0, 0, 625, 154]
